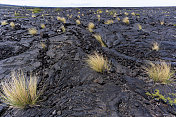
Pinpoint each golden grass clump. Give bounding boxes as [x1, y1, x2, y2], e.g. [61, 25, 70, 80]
[32, 14, 36, 18]
[61, 25, 66, 32]
[41, 42, 46, 48]
[1, 20, 8, 25]
[97, 9, 103, 14]
[0, 70, 41, 108]
[28, 28, 37, 35]
[122, 17, 130, 24]
[77, 15, 80, 19]
[57, 16, 66, 23]
[117, 17, 120, 21]
[40, 24, 46, 29]
[88, 22, 94, 32]
[113, 13, 117, 18]
[76, 20, 81, 25]
[97, 15, 100, 21]
[86, 52, 110, 73]
[93, 34, 106, 47]
[137, 24, 142, 30]
[69, 14, 73, 18]
[160, 21, 164, 25]
[145, 61, 174, 84]
[152, 42, 159, 51]
[124, 12, 128, 15]
[104, 20, 114, 24]
[131, 12, 135, 16]
[14, 11, 20, 16]
[10, 22, 15, 29]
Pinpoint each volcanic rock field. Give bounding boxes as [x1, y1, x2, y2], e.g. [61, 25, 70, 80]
[0, 6, 176, 117]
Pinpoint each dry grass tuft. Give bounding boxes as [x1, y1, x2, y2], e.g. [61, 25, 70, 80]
[152, 42, 159, 51]
[113, 13, 117, 18]
[131, 12, 135, 16]
[77, 15, 80, 19]
[122, 17, 130, 24]
[40, 24, 46, 29]
[57, 16, 66, 23]
[61, 25, 66, 32]
[124, 12, 128, 15]
[86, 52, 110, 73]
[93, 34, 106, 47]
[104, 20, 114, 24]
[76, 20, 81, 25]
[145, 61, 174, 84]
[88, 22, 94, 32]
[117, 17, 120, 21]
[41, 42, 46, 48]
[97, 15, 100, 21]
[68, 14, 73, 19]
[32, 14, 36, 18]
[0, 70, 41, 108]
[1, 20, 8, 25]
[160, 21, 164, 25]
[10, 22, 15, 29]
[137, 24, 142, 30]
[28, 28, 37, 35]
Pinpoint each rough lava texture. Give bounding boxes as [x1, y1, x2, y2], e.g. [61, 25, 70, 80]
[0, 6, 176, 117]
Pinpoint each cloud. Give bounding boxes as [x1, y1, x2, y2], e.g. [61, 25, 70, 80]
[0, 0, 176, 7]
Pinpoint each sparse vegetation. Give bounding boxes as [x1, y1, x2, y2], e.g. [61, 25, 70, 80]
[10, 22, 15, 29]
[55, 8, 62, 12]
[97, 9, 103, 14]
[77, 15, 80, 19]
[69, 14, 73, 18]
[135, 13, 140, 16]
[28, 28, 37, 35]
[0, 70, 41, 108]
[131, 12, 135, 16]
[160, 21, 164, 25]
[88, 22, 94, 32]
[145, 61, 174, 84]
[104, 20, 114, 24]
[40, 24, 46, 29]
[57, 17, 66, 23]
[14, 11, 20, 16]
[122, 17, 130, 24]
[14, 16, 27, 19]
[41, 42, 46, 48]
[108, 10, 116, 16]
[61, 25, 66, 32]
[117, 17, 120, 21]
[124, 12, 128, 15]
[137, 24, 142, 30]
[113, 13, 117, 17]
[29, 8, 43, 14]
[97, 15, 100, 21]
[146, 89, 176, 106]
[1, 20, 8, 25]
[152, 42, 159, 51]
[76, 20, 81, 25]
[86, 52, 110, 73]
[93, 34, 106, 47]
[32, 14, 36, 18]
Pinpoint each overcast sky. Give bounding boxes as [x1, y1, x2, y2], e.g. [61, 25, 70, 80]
[0, 0, 176, 7]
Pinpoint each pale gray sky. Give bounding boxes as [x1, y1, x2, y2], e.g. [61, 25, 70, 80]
[0, 0, 176, 7]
